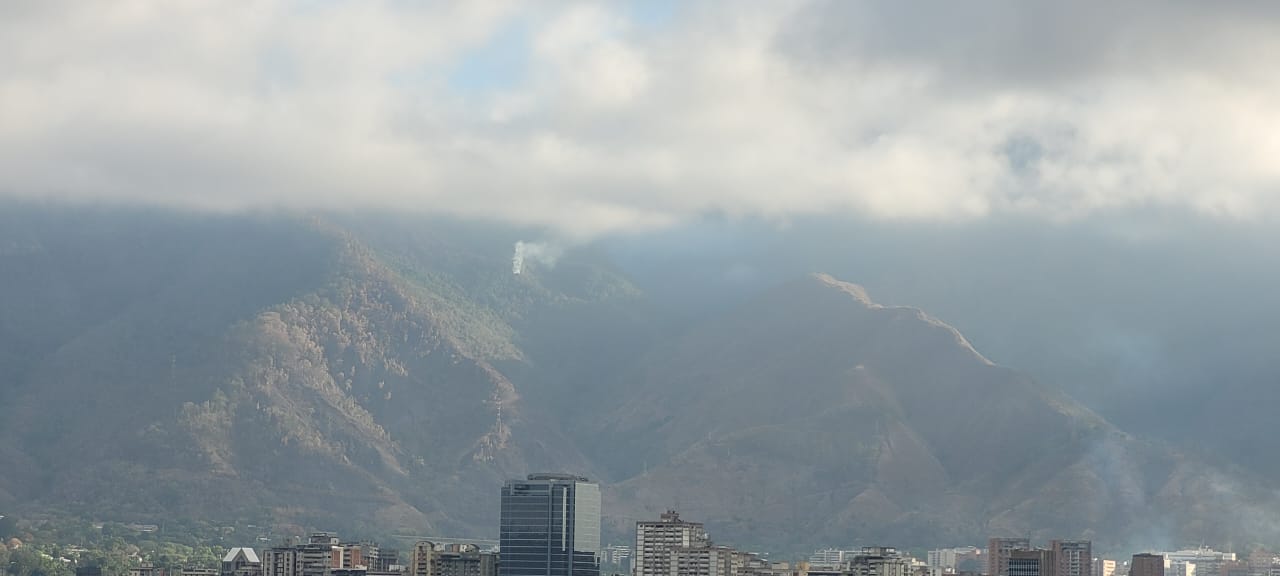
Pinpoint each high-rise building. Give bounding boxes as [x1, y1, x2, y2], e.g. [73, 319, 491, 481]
[264, 547, 301, 576]
[1132, 555, 1165, 576]
[989, 540, 1032, 576]
[1051, 541, 1091, 576]
[635, 510, 710, 576]
[1008, 550, 1054, 576]
[500, 473, 601, 576]
[1092, 560, 1116, 576]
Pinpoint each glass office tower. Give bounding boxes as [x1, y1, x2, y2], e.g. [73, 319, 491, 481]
[500, 474, 601, 576]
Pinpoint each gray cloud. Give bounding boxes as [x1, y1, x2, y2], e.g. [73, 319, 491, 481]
[779, 1, 1280, 86]
[2, 1, 1280, 237]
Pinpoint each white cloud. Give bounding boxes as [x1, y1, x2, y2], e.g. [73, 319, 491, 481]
[2, 1, 1279, 236]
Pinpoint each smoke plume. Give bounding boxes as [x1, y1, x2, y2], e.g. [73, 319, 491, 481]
[512, 241, 564, 275]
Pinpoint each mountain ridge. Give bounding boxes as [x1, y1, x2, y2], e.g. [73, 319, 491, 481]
[0, 208, 1276, 553]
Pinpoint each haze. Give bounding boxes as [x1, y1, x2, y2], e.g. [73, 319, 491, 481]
[4, 0, 1280, 559]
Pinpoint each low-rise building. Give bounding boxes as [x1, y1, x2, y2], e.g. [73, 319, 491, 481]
[223, 548, 263, 576]
[411, 542, 497, 576]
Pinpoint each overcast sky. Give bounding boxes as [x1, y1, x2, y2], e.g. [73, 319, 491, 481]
[3, 1, 1280, 238]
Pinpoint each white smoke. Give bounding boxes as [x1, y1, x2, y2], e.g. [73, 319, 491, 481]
[512, 241, 564, 275]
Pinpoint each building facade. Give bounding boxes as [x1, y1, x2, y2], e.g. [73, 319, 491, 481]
[223, 549, 263, 576]
[411, 542, 497, 576]
[1162, 549, 1236, 576]
[635, 511, 710, 576]
[262, 533, 388, 576]
[929, 547, 983, 575]
[1051, 541, 1091, 576]
[1132, 555, 1166, 576]
[849, 548, 912, 576]
[1008, 550, 1054, 576]
[988, 540, 1032, 576]
[499, 473, 601, 576]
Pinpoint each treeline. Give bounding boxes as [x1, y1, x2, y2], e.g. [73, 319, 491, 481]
[0, 515, 251, 576]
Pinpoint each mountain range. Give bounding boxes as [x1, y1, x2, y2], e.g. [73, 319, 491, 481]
[0, 206, 1276, 554]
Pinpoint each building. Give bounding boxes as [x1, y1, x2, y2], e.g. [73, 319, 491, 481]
[1132, 555, 1165, 576]
[602, 545, 632, 574]
[988, 540, 1032, 576]
[372, 549, 400, 574]
[1222, 562, 1250, 576]
[1008, 550, 1054, 576]
[929, 548, 983, 575]
[1162, 549, 1236, 576]
[342, 543, 379, 570]
[666, 545, 739, 576]
[1246, 552, 1280, 576]
[223, 549, 263, 576]
[1092, 560, 1116, 576]
[848, 548, 912, 576]
[132, 567, 166, 576]
[628, 510, 776, 576]
[299, 534, 344, 576]
[1051, 541, 1090, 576]
[499, 473, 601, 576]
[181, 569, 220, 576]
[814, 551, 858, 570]
[635, 511, 710, 576]
[411, 542, 496, 576]
[264, 547, 301, 576]
[262, 533, 392, 576]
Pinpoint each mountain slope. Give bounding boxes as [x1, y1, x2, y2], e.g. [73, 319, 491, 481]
[1, 209, 1278, 553]
[0, 210, 640, 537]
[593, 274, 1278, 551]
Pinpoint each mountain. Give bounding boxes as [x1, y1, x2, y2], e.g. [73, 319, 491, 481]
[0, 209, 638, 537]
[0, 206, 1277, 553]
[588, 274, 1277, 551]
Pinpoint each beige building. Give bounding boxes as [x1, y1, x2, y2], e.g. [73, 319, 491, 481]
[988, 540, 1032, 576]
[635, 511, 711, 576]
[411, 542, 497, 576]
[264, 533, 383, 576]
[1051, 541, 1091, 576]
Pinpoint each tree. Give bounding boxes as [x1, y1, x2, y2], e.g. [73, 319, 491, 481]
[8, 547, 71, 576]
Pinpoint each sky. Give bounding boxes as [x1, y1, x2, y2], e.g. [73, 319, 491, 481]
[6, 1, 1280, 537]
[3, 1, 1280, 240]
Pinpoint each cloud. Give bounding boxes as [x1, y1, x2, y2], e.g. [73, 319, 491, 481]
[2, 1, 1280, 237]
